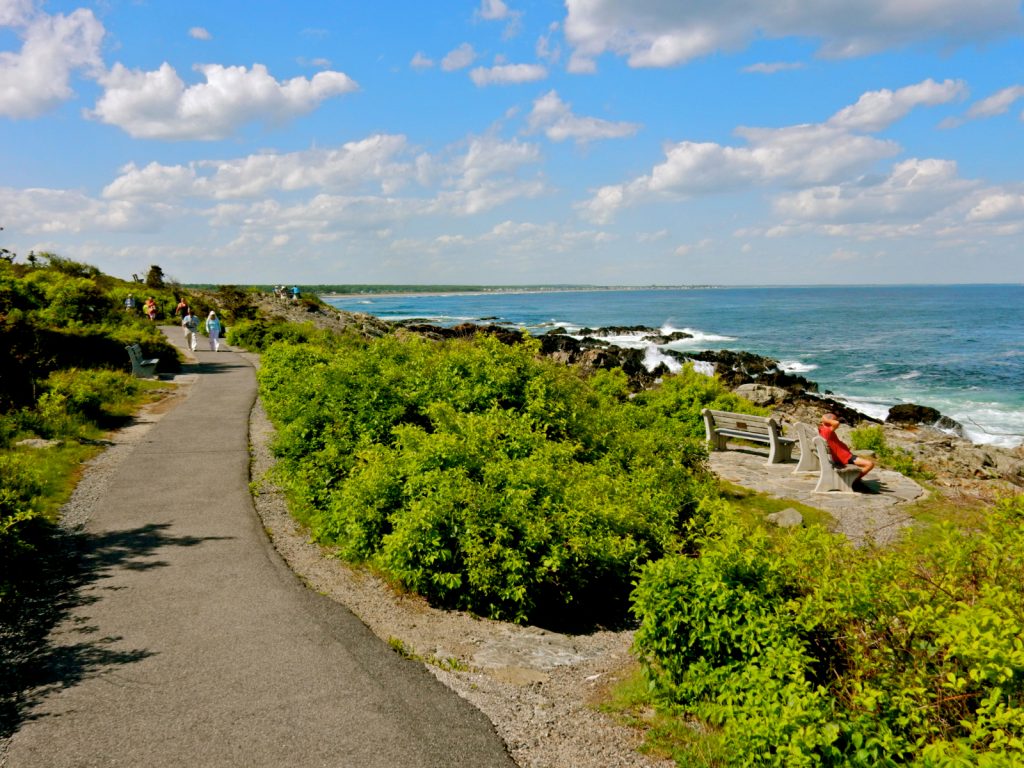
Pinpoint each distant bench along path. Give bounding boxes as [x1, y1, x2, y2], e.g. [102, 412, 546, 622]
[6, 327, 514, 768]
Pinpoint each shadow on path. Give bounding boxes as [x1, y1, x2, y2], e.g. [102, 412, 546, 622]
[0, 522, 230, 739]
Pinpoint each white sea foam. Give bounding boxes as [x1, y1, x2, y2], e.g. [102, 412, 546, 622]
[778, 360, 818, 374]
[661, 325, 737, 344]
[895, 370, 921, 380]
[833, 394, 1024, 448]
[643, 345, 683, 373]
[949, 406, 1024, 448]
[831, 395, 894, 423]
[690, 360, 716, 377]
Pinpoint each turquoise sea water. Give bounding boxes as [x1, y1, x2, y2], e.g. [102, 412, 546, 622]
[325, 285, 1024, 448]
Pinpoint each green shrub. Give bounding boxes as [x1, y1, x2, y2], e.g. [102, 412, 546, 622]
[632, 365, 767, 439]
[0, 452, 50, 607]
[851, 425, 929, 478]
[631, 495, 1024, 766]
[258, 332, 715, 626]
[226, 319, 335, 352]
[41, 368, 140, 426]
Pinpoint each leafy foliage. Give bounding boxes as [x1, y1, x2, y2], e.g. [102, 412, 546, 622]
[257, 331, 717, 626]
[632, 496, 1024, 767]
[0, 256, 172, 633]
[851, 424, 932, 479]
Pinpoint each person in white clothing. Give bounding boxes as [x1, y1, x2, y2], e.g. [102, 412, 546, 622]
[205, 311, 222, 352]
[181, 308, 199, 351]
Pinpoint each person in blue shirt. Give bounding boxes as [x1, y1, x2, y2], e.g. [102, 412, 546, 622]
[205, 311, 222, 352]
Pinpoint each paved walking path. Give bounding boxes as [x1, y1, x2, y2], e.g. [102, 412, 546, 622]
[6, 328, 514, 768]
[709, 445, 925, 546]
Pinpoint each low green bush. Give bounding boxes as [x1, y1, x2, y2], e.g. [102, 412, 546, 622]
[226, 318, 335, 352]
[258, 332, 717, 626]
[631, 495, 1024, 766]
[851, 424, 930, 478]
[631, 365, 768, 439]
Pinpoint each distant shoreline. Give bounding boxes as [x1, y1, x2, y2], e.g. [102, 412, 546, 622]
[319, 285, 716, 299]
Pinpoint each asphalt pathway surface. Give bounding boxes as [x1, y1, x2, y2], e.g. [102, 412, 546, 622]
[6, 329, 514, 767]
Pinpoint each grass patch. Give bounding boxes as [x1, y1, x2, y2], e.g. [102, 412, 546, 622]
[386, 636, 468, 672]
[596, 663, 729, 767]
[716, 480, 834, 530]
[11, 442, 102, 522]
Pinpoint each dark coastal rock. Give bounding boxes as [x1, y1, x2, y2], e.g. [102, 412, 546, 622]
[887, 403, 942, 425]
[886, 404, 964, 435]
[399, 322, 524, 346]
[576, 325, 656, 336]
[642, 331, 693, 344]
[688, 350, 819, 394]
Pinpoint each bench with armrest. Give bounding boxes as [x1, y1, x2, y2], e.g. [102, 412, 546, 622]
[125, 343, 159, 378]
[701, 408, 795, 465]
[811, 435, 861, 493]
[792, 422, 821, 474]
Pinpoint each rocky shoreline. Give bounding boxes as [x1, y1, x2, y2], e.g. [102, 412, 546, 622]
[248, 294, 1024, 496]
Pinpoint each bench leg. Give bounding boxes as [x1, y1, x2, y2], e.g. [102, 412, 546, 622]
[706, 432, 728, 452]
[767, 441, 794, 465]
[793, 449, 818, 474]
[814, 466, 859, 493]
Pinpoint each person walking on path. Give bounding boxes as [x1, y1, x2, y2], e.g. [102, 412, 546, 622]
[144, 296, 157, 321]
[4, 325, 515, 768]
[124, 293, 136, 312]
[174, 297, 188, 318]
[181, 307, 199, 351]
[819, 412, 875, 481]
[205, 310, 222, 352]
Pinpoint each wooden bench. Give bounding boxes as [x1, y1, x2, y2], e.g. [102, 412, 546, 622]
[811, 435, 861, 493]
[701, 408, 795, 465]
[125, 343, 159, 378]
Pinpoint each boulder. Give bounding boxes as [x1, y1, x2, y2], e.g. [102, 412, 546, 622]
[734, 383, 790, 407]
[886, 403, 942, 425]
[766, 508, 803, 528]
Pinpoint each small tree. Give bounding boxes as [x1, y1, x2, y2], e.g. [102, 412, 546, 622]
[0, 226, 14, 263]
[145, 265, 166, 289]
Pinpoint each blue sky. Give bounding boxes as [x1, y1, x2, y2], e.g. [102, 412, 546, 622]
[2, 0, 1024, 285]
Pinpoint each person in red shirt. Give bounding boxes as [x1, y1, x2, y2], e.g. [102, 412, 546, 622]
[819, 413, 875, 480]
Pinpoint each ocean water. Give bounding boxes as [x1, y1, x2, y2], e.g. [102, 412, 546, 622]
[325, 285, 1024, 448]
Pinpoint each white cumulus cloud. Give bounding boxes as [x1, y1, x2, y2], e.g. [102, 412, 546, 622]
[773, 158, 977, 224]
[828, 79, 966, 132]
[410, 51, 434, 69]
[0, 185, 173, 234]
[966, 192, 1024, 222]
[469, 62, 547, 86]
[526, 90, 639, 143]
[104, 134, 413, 200]
[966, 84, 1024, 119]
[441, 43, 476, 71]
[477, 0, 510, 21]
[563, 0, 1023, 69]
[743, 61, 804, 74]
[188, 26, 211, 40]
[579, 78, 960, 222]
[0, 6, 104, 118]
[88, 62, 358, 140]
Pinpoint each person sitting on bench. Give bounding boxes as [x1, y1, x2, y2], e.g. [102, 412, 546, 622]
[819, 413, 875, 480]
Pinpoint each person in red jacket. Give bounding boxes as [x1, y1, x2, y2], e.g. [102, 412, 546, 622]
[819, 413, 875, 480]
